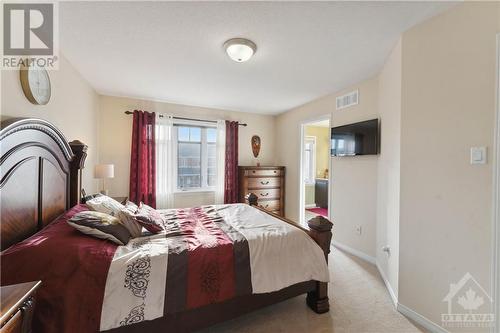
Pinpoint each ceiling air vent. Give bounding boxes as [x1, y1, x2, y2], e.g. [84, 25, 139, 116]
[336, 90, 359, 110]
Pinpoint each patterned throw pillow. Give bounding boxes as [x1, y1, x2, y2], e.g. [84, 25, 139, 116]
[116, 201, 143, 238]
[68, 211, 131, 245]
[134, 203, 164, 234]
[86, 195, 124, 217]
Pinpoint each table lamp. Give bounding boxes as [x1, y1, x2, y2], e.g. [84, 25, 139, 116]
[95, 164, 114, 195]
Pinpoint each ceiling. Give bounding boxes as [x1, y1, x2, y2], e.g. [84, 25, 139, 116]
[60, 1, 454, 115]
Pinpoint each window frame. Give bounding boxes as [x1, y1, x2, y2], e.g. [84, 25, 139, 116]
[173, 124, 217, 193]
[304, 136, 317, 185]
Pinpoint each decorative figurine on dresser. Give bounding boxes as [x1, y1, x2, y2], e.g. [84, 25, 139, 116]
[238, 166, 285, 216]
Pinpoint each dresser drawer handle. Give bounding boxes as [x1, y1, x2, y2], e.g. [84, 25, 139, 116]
[260, 180, 269, 185]
[274, 170, 277, 173]
[260, 204, 269, 208]
[260, 192, 269, 197]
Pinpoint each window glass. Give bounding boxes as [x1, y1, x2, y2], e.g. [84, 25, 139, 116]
[178, 127, 190, 141]
[207, 128, 217, 143]
[175, 125, 217, 190]
[207, 143, 216, 186]
[178, 142, 201, 189]
[190, 127, 201, 142]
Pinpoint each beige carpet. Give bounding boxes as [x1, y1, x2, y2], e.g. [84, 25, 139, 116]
[200, 248, 425, 333]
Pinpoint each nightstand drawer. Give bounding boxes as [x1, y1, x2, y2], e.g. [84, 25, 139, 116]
[1, 281, 40, 333]
[0, 310, 21, 333]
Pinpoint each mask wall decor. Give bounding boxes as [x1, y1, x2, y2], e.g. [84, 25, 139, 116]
[251, 135, 261, 158]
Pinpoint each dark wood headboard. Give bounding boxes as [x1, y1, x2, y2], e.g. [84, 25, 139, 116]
[0, 118, 87, 250]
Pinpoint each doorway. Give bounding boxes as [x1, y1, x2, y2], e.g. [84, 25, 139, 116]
[299, 116, 331, 226]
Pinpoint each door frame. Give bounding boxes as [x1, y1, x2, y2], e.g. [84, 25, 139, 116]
[492, 33, 500, 333]
[299, 114, 332, 226]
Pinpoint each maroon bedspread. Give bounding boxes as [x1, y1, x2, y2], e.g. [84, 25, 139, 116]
[1, 205, 252, 332]
[163, 206, 252, 313]
[1, 204, 117, 333]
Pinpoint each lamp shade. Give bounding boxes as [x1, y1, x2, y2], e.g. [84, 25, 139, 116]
[95, 164, 114, 179]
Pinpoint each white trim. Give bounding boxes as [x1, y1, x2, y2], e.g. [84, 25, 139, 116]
[376, 262, 398, 307]
[299, 124, 306, 225]
[304, 204, 317, 209]
[397, 303, 449, 333]
[492, 33, 500, 333]
[332, 241, 376, 265]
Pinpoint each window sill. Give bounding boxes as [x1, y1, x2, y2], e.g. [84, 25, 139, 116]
[174, 189, 216, 195]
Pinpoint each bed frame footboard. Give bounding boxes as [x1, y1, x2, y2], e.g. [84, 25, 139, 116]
[245, 193, 333, 314]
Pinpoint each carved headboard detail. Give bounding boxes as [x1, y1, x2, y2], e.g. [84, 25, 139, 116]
[0, 118, 87, 250]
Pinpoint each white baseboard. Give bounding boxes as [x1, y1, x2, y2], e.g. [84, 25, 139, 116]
[304, 204, 317, 209]
[332, 241, 376, 265]
[397, 303, 449, 333]
[376, 262, 398, 308]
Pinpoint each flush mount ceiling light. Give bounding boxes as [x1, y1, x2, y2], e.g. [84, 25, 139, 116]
[223, 38, 257, 63]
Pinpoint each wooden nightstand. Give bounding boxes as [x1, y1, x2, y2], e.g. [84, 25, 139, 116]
[1, 281, 41, 333]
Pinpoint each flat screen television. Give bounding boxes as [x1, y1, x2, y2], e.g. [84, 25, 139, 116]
[331, 119, 379, 156]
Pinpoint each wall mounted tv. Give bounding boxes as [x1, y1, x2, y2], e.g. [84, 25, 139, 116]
[331, 119, 379, 156]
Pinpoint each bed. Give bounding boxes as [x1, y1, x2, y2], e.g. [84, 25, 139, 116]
[0, 118, 333, 333]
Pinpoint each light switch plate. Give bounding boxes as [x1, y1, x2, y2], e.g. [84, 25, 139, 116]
[470, 147, 487, 164]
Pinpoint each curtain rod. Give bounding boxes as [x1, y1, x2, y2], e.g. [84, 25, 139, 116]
[124, 111, 247, 126]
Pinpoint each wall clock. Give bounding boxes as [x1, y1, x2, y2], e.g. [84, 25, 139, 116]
[20, 64, 51, 105]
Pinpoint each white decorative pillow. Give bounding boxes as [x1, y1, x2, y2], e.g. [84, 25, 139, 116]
[86, 195, 124, 217]
[116, 201, 143, 238]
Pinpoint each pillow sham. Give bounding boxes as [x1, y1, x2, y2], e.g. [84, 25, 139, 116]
[134, 203, 164, 234]
[86, 195, 124, 217]
[68, 211, 131, 245]
[116, 201, 143, 238]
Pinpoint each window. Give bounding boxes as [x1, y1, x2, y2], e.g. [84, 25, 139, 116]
[304, 136, 316, 184]
[176, 125, 217, 191]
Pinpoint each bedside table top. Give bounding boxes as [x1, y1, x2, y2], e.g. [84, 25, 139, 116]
[1, 281, 41, 324]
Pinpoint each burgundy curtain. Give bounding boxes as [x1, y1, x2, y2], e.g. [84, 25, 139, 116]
[129, 110, 156, 208]
[224, 121, 239, 204]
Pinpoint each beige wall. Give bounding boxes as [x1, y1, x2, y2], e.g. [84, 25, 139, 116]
[276, 77, 379, 258]
[99, 95, 276, 207]
[398, 2, 499, 328]
[1, 54, 100, 193]
[376, 38, 402, 300]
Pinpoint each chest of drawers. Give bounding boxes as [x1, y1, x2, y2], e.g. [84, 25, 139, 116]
[238, 166, 285, 216]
